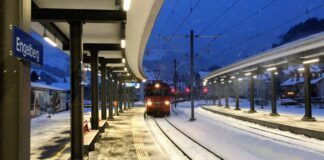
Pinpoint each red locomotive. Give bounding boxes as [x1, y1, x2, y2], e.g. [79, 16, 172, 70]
[145, 81, 171, 117]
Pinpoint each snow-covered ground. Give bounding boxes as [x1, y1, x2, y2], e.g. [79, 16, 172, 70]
[31, 111, 71, 159]
[182, 98, 324, 118]
[164, 101, 324, 160]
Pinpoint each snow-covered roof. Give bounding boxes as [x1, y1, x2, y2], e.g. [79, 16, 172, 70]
[31, 82, 68, 91]
[51, 82, 70, 91]
[281, 77, 324, 86]
[203, 31, 324, 81]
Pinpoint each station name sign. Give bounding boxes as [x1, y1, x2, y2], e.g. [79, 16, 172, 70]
[12, 26, 43, 65]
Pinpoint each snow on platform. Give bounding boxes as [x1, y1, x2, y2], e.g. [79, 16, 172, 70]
[169, 101, 324, 160]
[88, 107, 171, 160]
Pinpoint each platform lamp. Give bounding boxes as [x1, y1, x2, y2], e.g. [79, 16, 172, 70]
[43, 28, 57, 47]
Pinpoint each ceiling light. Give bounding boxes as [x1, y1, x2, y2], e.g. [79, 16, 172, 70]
[230, 76, 235, 79]
[122, 58, 126, 63]
[121, 39, 126, 48]
[266, 67, 277, 71]
[302, 58, 319, 64]
[244, 72, 251, 76]
[142, 79, 146, 83]
[124, 67, 127, 71]
[44, 36, 57, 47]
[238, 78, 243, 81]
[298, 68, 305, 72]
[123, 0, 131, 11]
[43, 28, 57, 47]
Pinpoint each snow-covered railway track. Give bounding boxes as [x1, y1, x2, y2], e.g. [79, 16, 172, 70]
[153, 117, 224, 160]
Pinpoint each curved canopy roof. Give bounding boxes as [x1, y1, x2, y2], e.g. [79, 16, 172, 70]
[32, 0, 164, 80]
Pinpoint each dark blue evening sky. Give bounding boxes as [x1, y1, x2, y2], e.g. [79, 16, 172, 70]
[144, 0, 324, 80]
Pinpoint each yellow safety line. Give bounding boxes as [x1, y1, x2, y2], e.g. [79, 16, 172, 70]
[132, 115, 151, 160]
[49, 142, 69, 160]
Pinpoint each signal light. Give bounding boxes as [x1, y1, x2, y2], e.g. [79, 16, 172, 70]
[203, 87, 208, 93]
[185, 87, 190, 93]
[171, 87, 176, 93]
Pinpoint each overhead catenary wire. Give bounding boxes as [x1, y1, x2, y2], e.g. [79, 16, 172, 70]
[214, 1, 324, 59]
[159, 0, 180, 36]
[198, 0, 278, 54]
[199, 0, 241, 35]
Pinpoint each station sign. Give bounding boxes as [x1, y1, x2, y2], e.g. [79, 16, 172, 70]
[12, 26, 43, 65]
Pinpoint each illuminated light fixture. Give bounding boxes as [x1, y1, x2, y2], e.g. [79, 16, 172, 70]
[121, 39, 126, 48]
[220, 79, 224, 81]
[302, 58, 319, 64]
[127, 73, 130, 76]
[147, 100, 152, 106]
[213, 80, 217, 83]
[155, 83, 160, 88]
[221, 82, 224, 84]
[298, 68, 305, 72]
[124, 67, 127, 71]
[164, 100, 170, 105]
[238, 78, 243, 81]
[228, 80, 232, 83]
[142, 79, 147, 83]
[44, 36, 57, 47]
[230, 76, 235, 79]
[122, 58, 126, 63]
[123, 0, 131, 11]
[266, 67, 277, 71]
[274, 72, 278, 75]
[43, 28, 57, 47]
[244, 72, 251, 76]
[287, 91, 294, 95]
[253, 75, 257, 79]
[202, 82, 207, 86]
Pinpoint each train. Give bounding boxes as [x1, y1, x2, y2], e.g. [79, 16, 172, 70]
[144, 80, 171, 117]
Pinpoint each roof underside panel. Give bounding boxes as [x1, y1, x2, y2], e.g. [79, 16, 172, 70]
[126, 0, 164, 80]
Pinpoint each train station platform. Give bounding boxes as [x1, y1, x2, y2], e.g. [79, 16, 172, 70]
[202, 105, 324, 140]
[88, 107, 167, 160]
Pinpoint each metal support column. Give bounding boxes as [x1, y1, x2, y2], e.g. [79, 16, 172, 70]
[90, 50, 99, 129]
[302, 64, 316, 121]
[113, 75, 119, 116]
[213, 81, 216, 105]
[225, 80, 229, 108]
[248, 74, 256, 113]
[69, 21, 84, 159]
[128, 88, 131, 108]
[118, 79, 123, 113]
[108, 72, 114, 119]
[0, 0, 31, 159]
[270, 71, 279, 116]
[189, 30, 195, 121]
[235, 78, 241, 110]
[123, 84, 127, 110]
[218, 83, 222, 106]
[100, 65, 107, 119]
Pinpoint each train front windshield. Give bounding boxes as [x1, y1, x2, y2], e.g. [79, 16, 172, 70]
[145, 89, 170, 97]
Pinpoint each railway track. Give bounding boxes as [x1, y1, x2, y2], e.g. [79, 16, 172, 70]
[152, 117, 224, 160]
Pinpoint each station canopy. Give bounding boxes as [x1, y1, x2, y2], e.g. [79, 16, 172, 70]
[31, 0, 164, 80]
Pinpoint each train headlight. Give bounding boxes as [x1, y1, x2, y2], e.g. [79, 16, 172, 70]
[164, 100, 170, 105]
[147, 101, 152, 106]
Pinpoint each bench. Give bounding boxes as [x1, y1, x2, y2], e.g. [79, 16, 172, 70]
[99, 120, 108, 133]
[83, 130, 99, 155]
